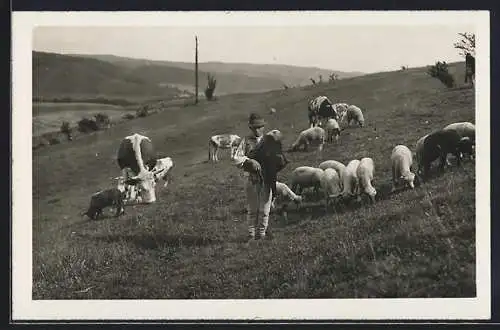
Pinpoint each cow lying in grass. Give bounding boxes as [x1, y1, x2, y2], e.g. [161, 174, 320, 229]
[208, 134, 241, 162]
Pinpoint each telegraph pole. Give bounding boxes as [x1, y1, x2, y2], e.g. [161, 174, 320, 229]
[195, 36, 199, 104]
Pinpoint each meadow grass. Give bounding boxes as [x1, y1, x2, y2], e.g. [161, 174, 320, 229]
[32, 62, 476, 299]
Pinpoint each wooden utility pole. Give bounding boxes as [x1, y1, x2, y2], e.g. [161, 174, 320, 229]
[195, 36, 199, 104]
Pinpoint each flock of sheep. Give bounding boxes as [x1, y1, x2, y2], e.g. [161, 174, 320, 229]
[209, 96, 475, 219]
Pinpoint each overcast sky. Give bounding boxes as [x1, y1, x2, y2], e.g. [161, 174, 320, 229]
[33, 25, 472, 74]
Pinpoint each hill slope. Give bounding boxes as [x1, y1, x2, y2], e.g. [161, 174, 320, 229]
[35, 51, 329, 101]
[75, 53, 366, 87]
[32, 61, 476, 300]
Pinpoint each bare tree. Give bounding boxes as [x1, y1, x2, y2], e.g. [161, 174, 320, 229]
[454, 32, 475, 57]
[310, 78, 316, 85]
[318, 74, 323, 84]
[205, 73, 217, 101]
[195, 36, 199, 104]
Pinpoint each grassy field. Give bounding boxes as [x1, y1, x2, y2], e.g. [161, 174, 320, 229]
[32, 62, 476, 299]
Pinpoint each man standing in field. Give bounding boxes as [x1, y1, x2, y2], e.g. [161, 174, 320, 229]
[232, 113, 272, 241]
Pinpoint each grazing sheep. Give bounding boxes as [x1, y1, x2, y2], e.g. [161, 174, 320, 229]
[415, 130, 465, 180]
[320, 168, 342, 210]
[391, 145, 416, 192]
[208, 134, 242, 162]
[289, 127, 326, 153]
[324, 118, 341, 143]
[357, 157, 377, 203]
[269, 107, 277, 114]
[82, 186, 126, 220]
[443, 121, 476, 162]
[341, 104, 365, 128]
[318, 160, 346, 189]
[290, 166, 324, 198]
[342, 159, 361, 201]
[271, 181, 303, 215]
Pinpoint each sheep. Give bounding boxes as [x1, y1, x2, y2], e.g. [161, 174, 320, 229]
[271, 181, 303, 217]
[320, 168, 342, 210]
[415, 130, 466, 180]
[289, 127, 326, 153]
[318, 160, 346, 189]
[341, 104, 365, 128]
[269, 107, 277, 114]
[290, 166, 324, 199]
[391, 145, 416, 192]
[341, 159, 361, 202]
[324, 118, 341, 143]
[443, 121, 475, 162]
[356, 157, 377, 203]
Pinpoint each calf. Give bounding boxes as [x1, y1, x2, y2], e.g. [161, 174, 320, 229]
[83, 187, 125, 220]
[208, 134, 242, 162]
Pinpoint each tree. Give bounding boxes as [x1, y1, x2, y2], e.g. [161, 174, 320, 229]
[310, 78, 316, 85]
[454, 32, 475, 57]
[60, 121, 72, 141]
[318, 74, 323, 84]
[427, 61, 455, 88]
[205, 73, 217, 101]
[195, 36, 199, 104]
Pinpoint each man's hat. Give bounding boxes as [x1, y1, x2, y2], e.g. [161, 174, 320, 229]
[248, 113, 266, 128]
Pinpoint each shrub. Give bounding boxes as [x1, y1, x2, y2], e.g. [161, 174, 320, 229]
[427, 61, 455, 88]
[94, 113, 111, 128]
[48, 137, 61, 145]
[122, 113, 135, 120]
[60, 121, 73, 141]
[77, 117, 99, 133]
[204, 73, 217, 101]
[136, 105, 149, 118]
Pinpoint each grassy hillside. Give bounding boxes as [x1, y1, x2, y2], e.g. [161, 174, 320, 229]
[34, 52, 300, 101]
[32, 61, 476, 299]
[76, 53, 366, 87]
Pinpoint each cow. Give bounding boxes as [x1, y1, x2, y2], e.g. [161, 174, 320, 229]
[465, 52, 475, 86]
[415, 130, 470, 180]
[307, 96, 338, 128]
[116, 133, 163, 204]
[151, 157, 175, 188]
[82, 184, 126, 220]
[208, 134, 242, 162]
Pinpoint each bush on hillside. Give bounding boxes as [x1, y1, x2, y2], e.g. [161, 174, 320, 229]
[427, 61, 455, 88]
[60, 121, 72, 141]
[94, 113, 111, 128]
[137, 105, 150, 117]
[77, 117, 99, 133]
[122, 113, 135, 120]
[205, 73, 217, 101]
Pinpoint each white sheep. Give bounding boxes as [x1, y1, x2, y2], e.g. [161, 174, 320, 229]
[342, 159, 361, 200]
[391, 145, 416, 192]
[341, 104, 365, 128]
[320, 168, 342, 210]
[289, 127, 326, 153]
[356, 157, 377, 203]
[318, 160, 346, 189]
[324, 118, 341, 143]
[290, 166, 324, 198]
[271, 181, 303, 216]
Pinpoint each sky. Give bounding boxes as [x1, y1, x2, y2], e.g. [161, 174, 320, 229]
[33, 25, 473, 74]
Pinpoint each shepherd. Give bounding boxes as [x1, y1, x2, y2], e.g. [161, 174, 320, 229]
[232, 113, 289, 241]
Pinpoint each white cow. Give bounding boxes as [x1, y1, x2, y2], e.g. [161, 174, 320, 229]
[117, 133, 164, 204]
[151, 157, 175, 188]
[391, 145, 416, 192]
[208, 134, 242, 162]
[357, 157, 377, 203]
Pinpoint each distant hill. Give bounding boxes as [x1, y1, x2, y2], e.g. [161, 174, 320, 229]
[33, 51, 366, 102]
[75, 54, 366, 89]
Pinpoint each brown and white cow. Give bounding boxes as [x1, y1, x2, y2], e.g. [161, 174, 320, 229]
[208, 134, 241, 162]
[117, 133, 163, 204]
[308, 96, 339, 128]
